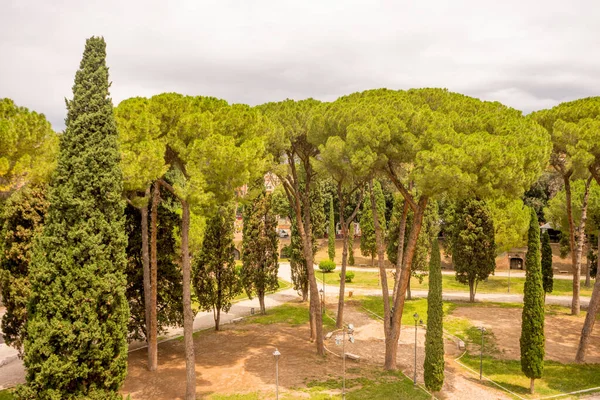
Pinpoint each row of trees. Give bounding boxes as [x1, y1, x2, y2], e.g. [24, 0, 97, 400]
[3, 35, 600, 398]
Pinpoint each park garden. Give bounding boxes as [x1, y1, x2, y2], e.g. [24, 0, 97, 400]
[2, 36, 600, 399]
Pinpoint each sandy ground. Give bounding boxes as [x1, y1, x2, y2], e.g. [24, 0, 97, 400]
[451, 306, 600, 363]
[122, 299, 511, 400]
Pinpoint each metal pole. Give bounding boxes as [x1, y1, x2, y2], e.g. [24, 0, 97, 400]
[414, 319, 417, 385]
[480, 328, 484, 380]
[276, 357, 279, 400]
[343, 327, 346, 400]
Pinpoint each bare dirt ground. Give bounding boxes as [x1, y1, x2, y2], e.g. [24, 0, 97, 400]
[451, 306, 600, 363]
[122, 300, 510, 399]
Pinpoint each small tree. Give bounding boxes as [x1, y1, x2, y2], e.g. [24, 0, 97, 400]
[328, 197, 335, 261]
[451, 199, 496, 302]
[424, 237, 444, 393]
[520, 208, 545, 394]
[541, 230, 554, 297]
[192, 205, 241, 330]
[348, 222, 355, 266]
[241, 191, 279, 314]
[0, 184, 48, 355]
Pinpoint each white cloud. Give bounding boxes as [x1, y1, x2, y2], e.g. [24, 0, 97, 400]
[1, 0, 599, 130]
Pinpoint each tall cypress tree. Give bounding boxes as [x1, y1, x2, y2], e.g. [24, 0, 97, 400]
[19, 37, 129, 399]
[541, 230, 554, 296]
[241, 191, 279, 314]
[520, 208, 545, 394]
[328, 197, 335, 261]
[424, 237, 444, 393]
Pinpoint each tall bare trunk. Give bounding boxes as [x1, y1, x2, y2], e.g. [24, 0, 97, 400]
[214, 308, 221, 331]
[576, 233, 600, 363]
[385, 196, 428, 370]
[181, 201, 196, 400]
[406, 277, 412, 300]
[148, 183, 159, 371]
[259, 291, 266, 314]
[572, 177, 592, 315]
[140, 187, 152, 370]
[585, 240, 591, 288]
[392, 201, 409, 299]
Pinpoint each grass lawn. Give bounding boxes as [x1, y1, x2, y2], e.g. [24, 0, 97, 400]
[246, 302, 337, 329]
[358, 296, 456, 326]
[322, 269, 593, 297]
[0, 390, 13, 400]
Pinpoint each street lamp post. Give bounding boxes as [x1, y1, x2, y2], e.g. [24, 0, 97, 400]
[273, 348, 281, 399]
[335, 323, 354, 400]
[413, 313, 422, 386]
[479, 327, 486, 380]
[319, 289, 324, 315]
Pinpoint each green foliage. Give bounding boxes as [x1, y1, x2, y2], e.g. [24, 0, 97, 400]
[359, 181, 385, 260]
[541, 231, 554, 294]
[20, 37, 129, 399]
[123, 187, 183, 342]
[289, 220, 309, 299]
[520, 208, 545, 381]
[348, 222, 355, 266]
[424, 238, 444, 392]
[488, 197, 530, 253]
[545, 179, 600, 234]
[386, 193, 405, 265]
[328, 197, 335, 260]
[449, 199, 496, 300]
[241, 191, 279, 309]
[192, 205, 241, 329]
[280, 244, 292, 259]
[0, 184, 48, 354]
[0, 98, 57, 196]
[341, 271, 355, 282]
[0, 390, 14, 400]
[318, 259, 336, 273]
[523, 171, 563, 223]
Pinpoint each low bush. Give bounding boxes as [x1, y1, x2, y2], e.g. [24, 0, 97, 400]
[341, 271, 355, 282]
[319, 260, 336, 272]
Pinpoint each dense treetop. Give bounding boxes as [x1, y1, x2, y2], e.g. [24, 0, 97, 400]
[0, 99, 57, 195]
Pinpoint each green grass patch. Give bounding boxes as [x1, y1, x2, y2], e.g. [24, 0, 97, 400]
[0, 390, 14, 400]
[232, 279, 292, 302]
[301, 370, 430, 400]
[326, 270, 594, 297]
[246, 303, 336, 329]
[359, 296, 454, 326]
[460, 355, 600, 398]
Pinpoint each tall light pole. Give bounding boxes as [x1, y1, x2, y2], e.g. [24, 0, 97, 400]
[335, 323, 354, 400]
[319, 289, 324, 315]
[413, 313, 422, 386]
[479, 327, 486, 380]
[273, 348, 281, 399]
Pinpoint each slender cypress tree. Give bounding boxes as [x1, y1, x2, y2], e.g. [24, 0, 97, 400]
[348, 222, 355, 266]
[520, 208, 545, 394]
[328, 197, 335, 261]
[19, 37, 129, 399]
[541, 230, 554, 296]
[241, 191, 279, 314]
[424, 237, 444, 393]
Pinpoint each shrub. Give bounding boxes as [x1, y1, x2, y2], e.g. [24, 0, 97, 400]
[280, 244, 292, 259]
[341, 271, 355, 283]
[318, 260, 336, 273]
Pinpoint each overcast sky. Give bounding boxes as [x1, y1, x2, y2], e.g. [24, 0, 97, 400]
[2, 0, 599, 131]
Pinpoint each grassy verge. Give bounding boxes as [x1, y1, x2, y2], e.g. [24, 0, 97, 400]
[246, 303, 336, 329]
[321, 270, 593, 297]
[358, 296, 455, 326]
[0, 390, 14, 400]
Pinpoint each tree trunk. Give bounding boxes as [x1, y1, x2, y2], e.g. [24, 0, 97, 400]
[149, 182, 159, 371]
[469, 280, 476, 303]
[576, 233, 600, 363]
[564, 177, 578, 314]
[406, 276, 412, 300]
[572, 176, 592, 315]
[181, 201, 196, 400]
[215, 308, 221, 331]
[140, 187, 153, 371]
[259, 291, 266, 314]
[392, 201, 409, 299]
[384, 196, 428, 370]
[585, 244, 591, 288]
[302, 286, 308, 302]
[530, 377, 535, 394]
